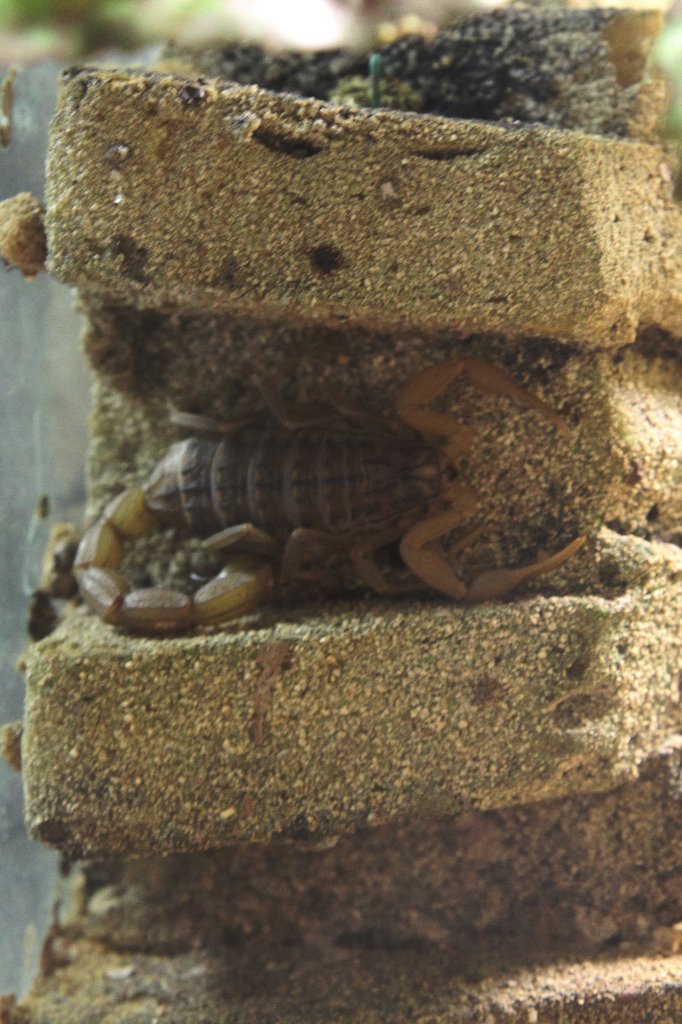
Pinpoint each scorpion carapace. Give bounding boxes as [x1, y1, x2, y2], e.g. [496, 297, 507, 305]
[74, 356, 586, 632]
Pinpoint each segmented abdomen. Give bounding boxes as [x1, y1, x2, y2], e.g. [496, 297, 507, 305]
[146, 424, 442, 539]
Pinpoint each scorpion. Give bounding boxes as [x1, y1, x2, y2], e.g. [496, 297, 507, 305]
[74, 356, 586, 632]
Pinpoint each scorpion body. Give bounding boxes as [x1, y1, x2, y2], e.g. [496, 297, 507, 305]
[74, 356, 586, 632]
[145, 426, 444, 540]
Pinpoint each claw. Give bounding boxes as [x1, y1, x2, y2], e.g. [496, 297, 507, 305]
[466, 536, 586, 602]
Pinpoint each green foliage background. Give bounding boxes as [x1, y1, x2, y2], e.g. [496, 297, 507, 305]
[0, 0, 232, 55]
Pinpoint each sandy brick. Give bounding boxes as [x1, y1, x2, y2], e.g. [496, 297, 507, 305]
[45, 69, 682, 346]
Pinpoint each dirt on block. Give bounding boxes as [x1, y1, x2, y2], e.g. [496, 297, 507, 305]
[166, 7, 665, 140]
[0, 191, 46, 277]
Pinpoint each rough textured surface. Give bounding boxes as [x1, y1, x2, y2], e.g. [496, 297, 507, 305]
[16, 943, 682, 1024]
[44, 68, 682, 346]
[29, 62, 682, 858]
[1, 721, 23, 773]
[0, 191, 46, 277]
[73, 752, 682, 965]
[18, 7, 682, 1018]
[21, 530, 682, 858]
[167, 7, 665, 139]
[14, 751, 682, 1021]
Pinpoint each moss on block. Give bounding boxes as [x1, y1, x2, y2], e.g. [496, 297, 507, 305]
[44, 68, 682, 346]
[21, 533, 682, 858]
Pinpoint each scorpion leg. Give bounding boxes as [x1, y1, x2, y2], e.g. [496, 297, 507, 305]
[397, 355, 570, 443]
[170, 410, 258, 435]
[399, 484, 479, 599]
[261, 385, 399, 433]
[75, 487, 274, 632]
[350, 550, 418, 595]
[353, 523, 491, 596]
[280, 528, 350, 585]
[260, 387, 343, 429]
[348, 522, 426, 594]
[314, 387, 407, 434]
[203, 523, 282, 558]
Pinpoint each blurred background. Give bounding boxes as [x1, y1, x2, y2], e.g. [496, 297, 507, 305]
[0, 0, 677, 56]
[0, 0, 680, 1003]
[0, 61, 89, 996]
[0, 1, 485, 60]
[0, 0, 679, 144]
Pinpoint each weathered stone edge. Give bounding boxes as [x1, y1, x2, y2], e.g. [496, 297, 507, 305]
[21, 535, 682, 858]
[45, 68, 682, 346]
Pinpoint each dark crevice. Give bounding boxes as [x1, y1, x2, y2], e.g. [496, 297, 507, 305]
[252, 125, 324, 158]
[632, 326, 682, 366]
[411, 147, 489, 161]
[176, 83, 207, 106]
[112, 234, 149, 284]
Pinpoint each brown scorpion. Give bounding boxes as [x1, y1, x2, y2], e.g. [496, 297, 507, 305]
[74, 356, 586, 632]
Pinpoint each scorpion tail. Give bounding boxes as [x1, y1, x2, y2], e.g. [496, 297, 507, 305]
[74, 487, 274, 633]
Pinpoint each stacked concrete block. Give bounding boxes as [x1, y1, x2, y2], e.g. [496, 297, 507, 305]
[6, 6, 682, 1022]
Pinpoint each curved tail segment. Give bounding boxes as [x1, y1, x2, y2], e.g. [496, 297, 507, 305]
[73, 487, 274, 633]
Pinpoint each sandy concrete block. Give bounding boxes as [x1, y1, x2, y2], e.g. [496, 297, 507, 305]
[18, 750, 682, 1020]
[20, 532, 682, 859]
[72, 752, 682, 972]
[17, 934, 682, 1023]
[44, 68, 682, 346]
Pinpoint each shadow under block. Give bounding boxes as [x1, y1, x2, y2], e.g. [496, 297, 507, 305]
[18, 947, 682, 1024]
[44, 68, 682, 347]
[21, 533, 682, 859]
[16, 749, 682, 1022]
[83, 341, 682, 556]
